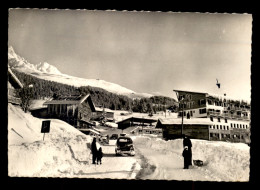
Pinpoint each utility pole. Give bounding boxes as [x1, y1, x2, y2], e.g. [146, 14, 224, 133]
[181, 101, 184, 136]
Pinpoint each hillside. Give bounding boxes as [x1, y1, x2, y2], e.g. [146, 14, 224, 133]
[8, 46, 152, 98]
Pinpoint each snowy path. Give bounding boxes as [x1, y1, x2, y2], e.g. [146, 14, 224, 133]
[75, 141, 141, 179]
[134, 138, 225, 181]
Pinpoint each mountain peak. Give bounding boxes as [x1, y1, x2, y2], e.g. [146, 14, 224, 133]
[8, 46, 62, 75]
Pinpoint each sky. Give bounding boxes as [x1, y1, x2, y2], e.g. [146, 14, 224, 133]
[8, 9, 252, 101]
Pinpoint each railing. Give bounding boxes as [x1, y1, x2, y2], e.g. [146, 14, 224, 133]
[207, 112, 250, 121]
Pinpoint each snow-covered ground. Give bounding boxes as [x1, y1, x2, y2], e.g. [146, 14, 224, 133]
[8, 104, 250, 181]
[133, 136, 250, 181]
[8, 104, 140, 178]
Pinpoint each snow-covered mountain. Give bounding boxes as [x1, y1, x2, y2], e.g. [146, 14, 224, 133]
[8, 46, 152, 98]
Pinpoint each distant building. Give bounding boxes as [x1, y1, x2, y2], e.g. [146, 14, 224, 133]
[156, 118, 212, 140]
[117, 117, 157, 131]
[156, 90, 251, 144]
[43, 94, 96, 128]
[8, 67, 23, 105]
[95, 107, 115, 122]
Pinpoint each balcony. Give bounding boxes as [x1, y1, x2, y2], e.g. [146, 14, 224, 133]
[207, 111, 250, 121]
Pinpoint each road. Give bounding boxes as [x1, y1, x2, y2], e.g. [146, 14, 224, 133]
[134, 139, 224, 181]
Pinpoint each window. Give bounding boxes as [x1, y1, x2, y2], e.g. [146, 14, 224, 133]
[190, 110, 193, 117]
[199, 99, 206, 105]
[210, 133, 214, 137]
[240, 124, 242, 128]
[220, 125, 222, 130]
[216, 125, 219, 129]
[208, 99, 213, 105]
[231, 123, 233, 128]
[186, 94, 192, 100]
[223, 125, 225, 130]
[210, 116, 214, 122]
[218, 118, 221, 122]
[225, 119, 228, 123]
[227, 126, 229, 130]
[199, 108, 206, 114]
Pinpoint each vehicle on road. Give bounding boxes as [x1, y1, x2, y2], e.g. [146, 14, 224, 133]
[110, 134, 119, 140]
[115, 135, 135, 156]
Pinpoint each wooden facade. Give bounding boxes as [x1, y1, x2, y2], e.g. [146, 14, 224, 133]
[156, 119, 211, 140]
[43, 94, 96, 127]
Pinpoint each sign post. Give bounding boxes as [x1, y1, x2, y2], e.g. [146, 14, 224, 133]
[41, 120, 51, 141]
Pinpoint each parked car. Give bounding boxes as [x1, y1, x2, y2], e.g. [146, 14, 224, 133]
[99, 134, 109, 144]
[110, 134, 119, 140]
[115, 135, 135, 156]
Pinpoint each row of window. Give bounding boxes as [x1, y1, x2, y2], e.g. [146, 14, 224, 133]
[210, 133, 247, 139]
[210, 125, 229, 130]
[230, 123, 248, 129]
[210, 123, 249, 130]
[179, 95, 250, 110]
[210, 117, 228, 123]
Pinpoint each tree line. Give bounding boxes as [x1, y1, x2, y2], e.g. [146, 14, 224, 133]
[12, 70, 178, 113]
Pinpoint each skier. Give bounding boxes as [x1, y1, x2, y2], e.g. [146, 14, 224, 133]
[183, 135, 192, 166]
[96, 147, 103, 165]
[182, 146, 190, 169]
[91, 137, 97, 164]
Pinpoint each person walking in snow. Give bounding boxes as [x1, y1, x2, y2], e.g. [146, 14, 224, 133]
[96, 147, 103, 165]
[182, 146, 191, 169]
[183, 135, 192, 166]
[91, 137, 97, 164]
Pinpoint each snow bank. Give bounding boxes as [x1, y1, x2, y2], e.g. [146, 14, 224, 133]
[8, 104, 138, 179]
[133, 136, 250, 181]
[8, 104, 93, 177]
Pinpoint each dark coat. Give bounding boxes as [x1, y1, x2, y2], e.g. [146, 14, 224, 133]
[183, 137, 192, 149]
[97, 148, 103, 159]
[91, 139, 97, 154]
[182, 148, 191, 168]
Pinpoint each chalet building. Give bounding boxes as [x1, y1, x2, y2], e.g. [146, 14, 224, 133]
[163, 90, 251, 144]
[43, 94, 96, 128]
[8, 67, 23, 105]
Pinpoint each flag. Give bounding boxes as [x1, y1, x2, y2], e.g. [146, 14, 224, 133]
[216, 79, 220, 88]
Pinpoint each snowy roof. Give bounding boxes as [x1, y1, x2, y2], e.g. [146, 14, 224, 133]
[43, 94, 90, 105]
[116, 116, 157, 124]
[95, 107, 114, 113]
[158, 118, 212, 125]
[8, 67, 23, 89]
